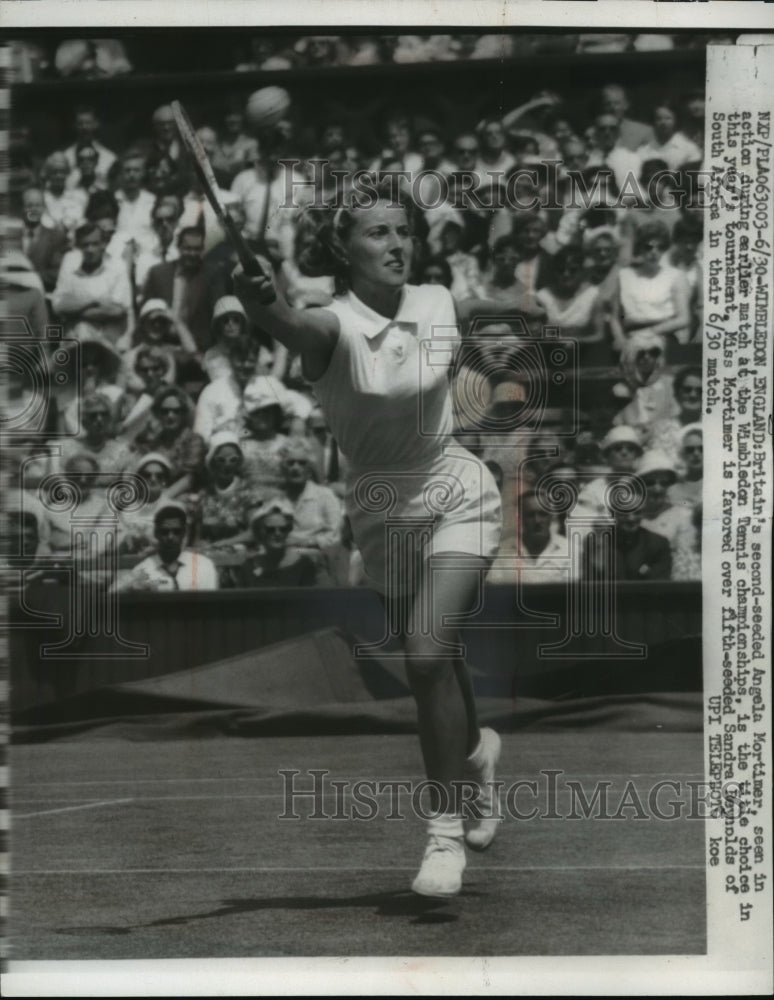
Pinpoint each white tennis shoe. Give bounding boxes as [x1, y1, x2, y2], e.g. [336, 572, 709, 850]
[463, 727, 502, 851]
[411, 831, 467, 898]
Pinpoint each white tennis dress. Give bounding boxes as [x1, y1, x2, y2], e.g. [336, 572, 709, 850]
[312, 283, 502, 595]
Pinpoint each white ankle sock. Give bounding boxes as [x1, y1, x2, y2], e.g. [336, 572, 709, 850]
[467, 734, 486, 767]
[427, 813, 464, 838]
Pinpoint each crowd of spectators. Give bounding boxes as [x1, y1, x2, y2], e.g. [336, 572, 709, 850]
[3, 50, 706, 593]
[9, 32, 728, 82]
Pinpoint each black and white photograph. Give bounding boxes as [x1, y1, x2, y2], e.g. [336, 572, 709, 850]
[1, 1, 772, 995]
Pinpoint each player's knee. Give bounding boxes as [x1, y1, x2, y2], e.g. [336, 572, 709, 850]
[404, 633, 451, 678]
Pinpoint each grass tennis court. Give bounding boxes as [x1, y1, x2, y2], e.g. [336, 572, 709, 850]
[9, 731, 705, 959]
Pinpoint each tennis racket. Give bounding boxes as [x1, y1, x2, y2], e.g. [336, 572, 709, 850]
[171, 99, 276, 302]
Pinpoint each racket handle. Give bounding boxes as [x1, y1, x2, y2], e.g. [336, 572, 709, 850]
[225, 219, 277, 304]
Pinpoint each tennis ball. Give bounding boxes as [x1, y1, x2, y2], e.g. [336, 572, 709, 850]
[245, 87, 292, 132]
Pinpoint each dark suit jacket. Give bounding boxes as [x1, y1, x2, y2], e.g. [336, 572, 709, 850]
[25, 224, 68, 292]
[141, 261, 218, 352]
[583, 526, 672, 582]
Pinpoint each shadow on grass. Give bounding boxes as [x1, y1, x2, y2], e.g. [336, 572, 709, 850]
[145, 889, 477, 926]
[57, 888, 492, 937]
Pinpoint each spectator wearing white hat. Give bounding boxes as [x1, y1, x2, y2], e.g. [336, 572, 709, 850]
[240, 378, 290, 497]
[201, 296, 273, 383]
[571, 425, 644, 526]
[637, 449, 694, 573]
[196, 431, 259, 548]
[195, 332, 298, 445]
[235, 498, 318, 588]
[111, 501, 218, 592]
[611, 330, 677, 440]
[119, 298, 198, 386]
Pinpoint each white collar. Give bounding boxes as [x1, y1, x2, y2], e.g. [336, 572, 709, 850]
[343, 287, 409, 341]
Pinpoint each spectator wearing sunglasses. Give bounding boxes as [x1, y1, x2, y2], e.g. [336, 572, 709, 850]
[134, 385, 205, 498]
[648, 366, 702, 460]
[235, 499, 318, 588]
[608, 221, 691, 350]
[51, 391, 133, 478]
[668, 424, 703, 509]
[118, 452, 174, 557]
[571, 425, 644, 531]
[612, 330, 678, 439]
[120, 299, 198, 387]
[636, 449, 694, 573]
[118, 344, 174, 443]
[195, 431, 258, 547]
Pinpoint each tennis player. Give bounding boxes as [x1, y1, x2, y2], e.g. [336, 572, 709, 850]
[233, 180, 541, 898]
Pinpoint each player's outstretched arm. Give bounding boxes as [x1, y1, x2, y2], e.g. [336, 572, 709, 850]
[232, 261, 339, 381]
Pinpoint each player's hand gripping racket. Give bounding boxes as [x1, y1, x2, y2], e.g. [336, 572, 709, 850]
[171, 99, 276, 304]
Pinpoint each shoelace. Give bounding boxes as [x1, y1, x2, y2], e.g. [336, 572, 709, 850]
[425, 834, 462, 856]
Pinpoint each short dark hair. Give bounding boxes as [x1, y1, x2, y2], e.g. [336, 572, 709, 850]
[176, 226, 205, 248]
[672, 214, 704, 243]
[673, 366, 702, 395]
[420, 255, 453, 288]
[516, 487, 542, 513]
[75, 221, 103, 244]
[634, 220, 671, 255]
[85, 190, 119, 223]
[154, 505, 187, 529]
[75, 142, 99, 159]
[492, 235, 517, 257]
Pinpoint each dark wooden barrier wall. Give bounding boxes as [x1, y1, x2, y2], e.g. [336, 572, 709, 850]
[11, 38, 705, 170]
[10, 582, 701, 712]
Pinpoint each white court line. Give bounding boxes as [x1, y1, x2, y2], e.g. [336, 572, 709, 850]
[14, 771, 705, 789]
[14, 798, 134, 819]
[11, 863, 705, 875]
